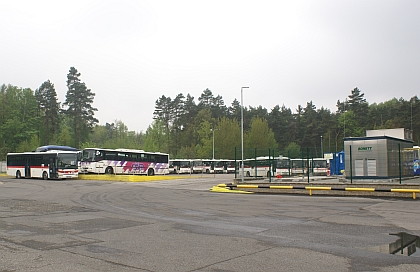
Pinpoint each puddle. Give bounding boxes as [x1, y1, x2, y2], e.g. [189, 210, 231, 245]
[366, 232, 420, 257]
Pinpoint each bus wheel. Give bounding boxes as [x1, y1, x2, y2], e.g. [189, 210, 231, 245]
[206, 169, 210, 174]
[147, 168, 155, 176]
[42, 171, 48, 180]
[246, 171, 250, 177]
[16, 170, 22, 179]
[105, 167, 114, 174]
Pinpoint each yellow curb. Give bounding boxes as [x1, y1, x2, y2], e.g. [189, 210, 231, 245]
[210, 186, 253, 194]
[78, 174, 199, 182]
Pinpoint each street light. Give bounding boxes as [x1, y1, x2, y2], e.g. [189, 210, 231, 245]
[343, 98, 347, 138]
[241, 87, 249, 183]
[211, 128, 220, 160]
[411, 99, 413, 131]
[320, 135, 323, 158]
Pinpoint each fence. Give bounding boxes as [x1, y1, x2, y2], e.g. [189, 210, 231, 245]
[233, 147, 326, 183]
[233, 148, 277, 182]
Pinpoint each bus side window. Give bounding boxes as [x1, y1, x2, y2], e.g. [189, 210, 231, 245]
[140, 154, 146, 162]
[128, 154, 137, 162]
[104, 152, 116, 160]
[117, 153, 127, 161]
[96, 151, 104, 160]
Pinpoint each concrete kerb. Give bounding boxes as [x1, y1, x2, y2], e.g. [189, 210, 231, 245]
[78, 174, 200, 182]
[210, 186, 253, 194]
[220, 176, 420, 199]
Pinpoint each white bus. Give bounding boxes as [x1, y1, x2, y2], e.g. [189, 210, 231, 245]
[290, 158, 308, 175]
[191, 159, 204, 173]
[290, 158, 328, 176]
[7, 150, 79, 179]
[225, 160, 236, 174]
[213, 160, 235, 174]
[275, 157, 291, 177]
[169, 159, 192, 174]
[238, 157, 277, 177]
[80, 148, 169, 176]
[202, 160, 215, 174]
[214, 160, 226, 174]
[311, 158, 329, 176]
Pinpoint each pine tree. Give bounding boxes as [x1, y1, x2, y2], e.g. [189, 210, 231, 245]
[198, 88, 214, 108]
[347, 87, 369, 128]
[35, 80, 60, 144]
[63, 67, 98, 148]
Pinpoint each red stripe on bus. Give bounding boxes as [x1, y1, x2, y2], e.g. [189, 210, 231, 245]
[7, 166, 48, 169]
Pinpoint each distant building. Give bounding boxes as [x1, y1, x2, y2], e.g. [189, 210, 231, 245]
[366, 128, 413, 141]
[344, 128, 414, 179]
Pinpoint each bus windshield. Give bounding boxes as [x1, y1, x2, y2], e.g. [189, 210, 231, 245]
[82, 149, 98, 162]
[58, 154, 78, 169]
[313, 160, 327, 168]
[179, 161, 190, 167]
[215, 161, 225, 167]
[277, 159, 290, 168]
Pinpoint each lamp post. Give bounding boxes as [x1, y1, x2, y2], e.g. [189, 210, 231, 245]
[411, 99, 413, 131]
[241, 87, 249, 183]
[343, 98, 347, 138]
[320, 135, 323, 158]
[211, 128, 219, 160]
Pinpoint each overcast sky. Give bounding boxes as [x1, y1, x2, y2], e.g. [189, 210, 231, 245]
[1, 0, 419, 132]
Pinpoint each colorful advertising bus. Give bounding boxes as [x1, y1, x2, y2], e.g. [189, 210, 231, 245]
[7, 150, 79, 179]
[80, 148, 169, 176]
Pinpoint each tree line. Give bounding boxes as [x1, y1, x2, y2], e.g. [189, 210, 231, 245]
[1, 68, 419, 160]
[0, 67, 100, 159]
[150, 88, 419, 159]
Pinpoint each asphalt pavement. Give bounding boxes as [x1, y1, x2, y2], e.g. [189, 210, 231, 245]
[0, 174, 419, 271]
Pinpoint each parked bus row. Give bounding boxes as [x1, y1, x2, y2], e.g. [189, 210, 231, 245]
[169, 159, 236, 174]
[169, 157, 329, 176]
[239, 157, 329, 177]
[6, 145, 329, 180]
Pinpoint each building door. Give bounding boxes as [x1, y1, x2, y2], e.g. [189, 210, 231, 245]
[355, 159, 364, 176]
[367, 159, 377, 176]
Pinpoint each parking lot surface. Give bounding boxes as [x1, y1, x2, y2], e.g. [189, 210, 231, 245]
[0, 174, 419, 271]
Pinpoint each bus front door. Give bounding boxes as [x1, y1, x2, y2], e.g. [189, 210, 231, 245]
[49, 158, 57, 179]
[25, 157, 31, 178]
